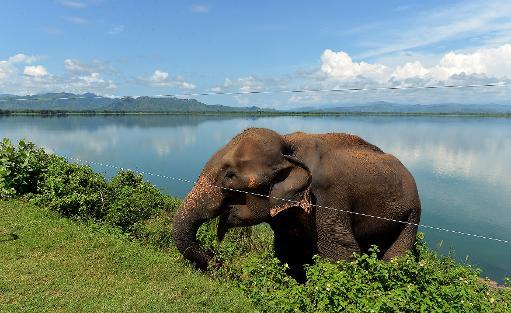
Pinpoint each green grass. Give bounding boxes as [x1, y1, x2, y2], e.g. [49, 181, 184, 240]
[0, 199, 255, 313]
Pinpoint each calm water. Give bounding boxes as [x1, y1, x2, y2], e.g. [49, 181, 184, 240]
[1, 115, 510, 281]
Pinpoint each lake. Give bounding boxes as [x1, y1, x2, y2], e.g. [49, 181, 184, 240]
[1, 114, 510, 281]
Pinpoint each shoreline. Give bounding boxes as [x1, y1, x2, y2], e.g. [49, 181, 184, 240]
[1, 110, 511, 118]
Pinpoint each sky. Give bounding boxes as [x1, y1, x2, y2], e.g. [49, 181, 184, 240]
[1, 0, 511, 108]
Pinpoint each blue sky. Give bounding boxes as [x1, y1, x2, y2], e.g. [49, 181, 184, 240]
[1, 0, 511, 107]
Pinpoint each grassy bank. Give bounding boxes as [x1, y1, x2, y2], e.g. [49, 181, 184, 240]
[0, 199, 255, 313]
[1, 138, 510, 312]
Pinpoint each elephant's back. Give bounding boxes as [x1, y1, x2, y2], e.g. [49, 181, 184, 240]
[285, 131, 406, 179]
[285, 131, 419, 213]
[285, 132, 382, 153]
[285, 131, 393, 186]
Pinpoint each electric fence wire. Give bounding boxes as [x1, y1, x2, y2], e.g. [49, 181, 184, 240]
[161, 82, 508, 98]
[0, 82, 507, 101]
[6, 81, 508, 243]
[65, 156, 511, 245]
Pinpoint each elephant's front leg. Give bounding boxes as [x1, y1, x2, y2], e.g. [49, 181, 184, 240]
[273, 233, 316, 283]
[316, 210, 361, 260]
[270, 208, 318, 282]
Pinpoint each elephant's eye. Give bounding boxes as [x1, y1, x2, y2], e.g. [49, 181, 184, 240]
[225, 170, 237, 180]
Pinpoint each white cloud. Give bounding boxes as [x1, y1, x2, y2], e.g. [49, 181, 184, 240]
[320, 44, 511, 84]
[64, 59, 92, 73]
[391, 62, 429, 81]
[2, 54, 198, 96]
[429, 44, 511, 80]
[0, 62, 13, 81]
[140, 70, 196, 90]
[219, 44, 511, 108]
[64, 58, 115, 75]
[64, 58, 93, 73]
[208, 76, 289, 105]
[376, 44, 511, 82]
[57, 0, 86, 8]
[320, 49, 389, 82]
[107, 25, 124, 35]
[293, 45, 510, 105]
[231, 76, 264, 93]
[191, 4, 209, 13]
[79, 72, 103, 83]
[65, 73, 117, 94]
[8, 54, 40, 64]
[212, 76, 287, 93]
[23, 65, 50, 77]
[0, 54, 117, 95]
[179, 81, 196, 90]
[150, 70, 169, 83]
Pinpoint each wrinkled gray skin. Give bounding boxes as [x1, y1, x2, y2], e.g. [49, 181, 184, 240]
[172, 128, 421, 278]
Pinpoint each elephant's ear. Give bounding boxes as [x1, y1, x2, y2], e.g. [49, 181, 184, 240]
[269, 155, 312, 217]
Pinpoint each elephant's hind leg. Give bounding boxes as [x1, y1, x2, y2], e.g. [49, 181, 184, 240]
[382, 208, 420, 260]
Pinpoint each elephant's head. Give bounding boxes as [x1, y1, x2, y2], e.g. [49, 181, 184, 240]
[172, 128, 312, 269]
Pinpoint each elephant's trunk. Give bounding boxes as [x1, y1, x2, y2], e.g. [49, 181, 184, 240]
[172, 207, 211, 269]
[172, 175, 223, 270]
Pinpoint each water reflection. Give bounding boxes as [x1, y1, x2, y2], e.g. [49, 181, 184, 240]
[1, 115, 510, 281]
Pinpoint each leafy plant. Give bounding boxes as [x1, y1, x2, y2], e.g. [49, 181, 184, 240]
[107, 170, 180, 231]
[1, 139, 180, 233]
[213, 238, 511, 312]
[0, 138, 49, 198]
[33, 157, 110, 219]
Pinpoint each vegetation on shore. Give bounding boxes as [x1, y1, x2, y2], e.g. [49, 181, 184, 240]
[1, 109, 511, 117]
[1, 138, 510, 312]
[1, 92, 510, 117]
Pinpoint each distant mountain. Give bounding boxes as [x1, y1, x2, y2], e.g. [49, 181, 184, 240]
[0, 93, 270, 112]
[293, 101, 511, 114]
[1, 94, 510, 114]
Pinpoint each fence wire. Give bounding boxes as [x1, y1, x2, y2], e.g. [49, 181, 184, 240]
[65, 156, 511, 245]
[0, 82, 506, 101]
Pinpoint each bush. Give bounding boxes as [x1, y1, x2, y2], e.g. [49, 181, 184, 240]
[0, 138, 50, 198]
[202, 222, 510, 311]
[214, 238, 511, 312]
[33, 157, 110, 219]
[107, 170, 180, 231]
[1, 139, 181, 233]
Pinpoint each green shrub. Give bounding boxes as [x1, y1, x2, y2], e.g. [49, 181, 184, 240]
[1, 139, 180, 232]
[0, 138, 50, 198]
[33, 157, 110, 219]
[214, 238, 511, 313]
[106, 170, 180, 232]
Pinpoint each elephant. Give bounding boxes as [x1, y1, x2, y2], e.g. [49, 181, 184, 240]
[172, 127, 421, 279]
